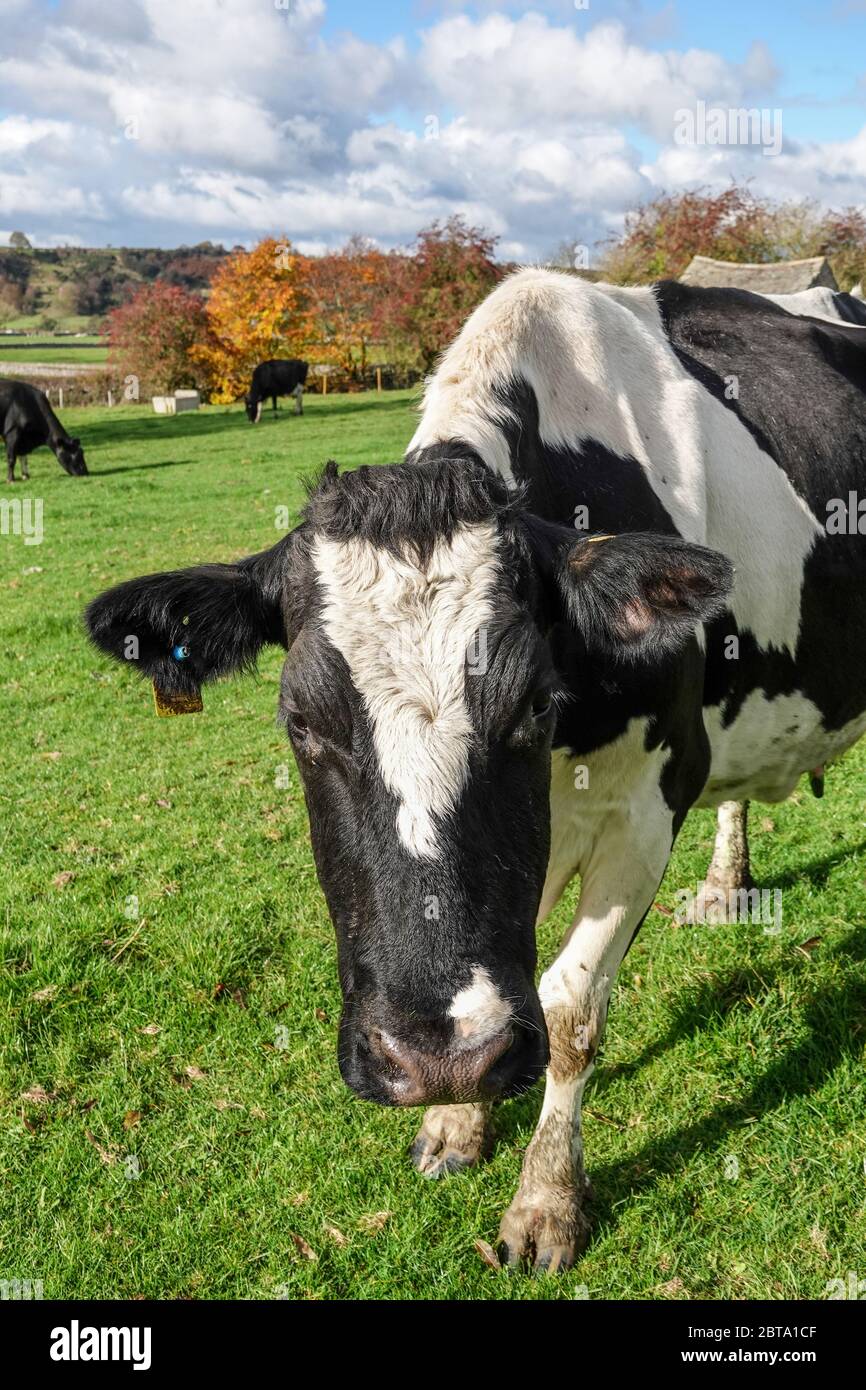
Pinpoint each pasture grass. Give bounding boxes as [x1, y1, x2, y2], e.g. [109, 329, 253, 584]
[1, 391, 865, 1301]
[0, 347, 107, 365]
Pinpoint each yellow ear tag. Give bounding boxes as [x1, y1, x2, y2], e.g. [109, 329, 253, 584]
[152, 683, 203, 717]
[584, 533, 616, 544]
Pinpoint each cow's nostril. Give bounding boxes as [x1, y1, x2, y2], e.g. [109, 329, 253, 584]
[367, 1027, 516, 1106]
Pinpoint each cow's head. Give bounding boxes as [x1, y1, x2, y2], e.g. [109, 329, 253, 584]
[57, 436, 87, 475]
[85, 457, 731, 1106]
[245, 395, 262, 424]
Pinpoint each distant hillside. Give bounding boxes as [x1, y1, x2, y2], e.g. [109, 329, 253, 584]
[0, 242, 229, 332]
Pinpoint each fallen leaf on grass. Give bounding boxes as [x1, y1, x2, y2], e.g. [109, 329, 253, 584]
[656, 1277, 689, 1298]
[473, 1239, 501, 1270]
[290, 1233, 318, 1262]
[123, 1111, 141, 1130]
[20, 1087, 58, 1105]
[358, 1211, 391, 1233]
[795, 936, 822, 958]
[184, 1065, 207, 1081]
[584, 1108, 627, 1131]
[31, 985, 57, 1003]
[139, 1024, 161, 1036]
[214, 1099, 244, 1112]
[323, 1224, 349, 1247]
[41, 750, 61, 761]
[85, 1130, 119, 1165]
[52, 871, 75, 889]
[288, 1191, 309, 1207]
[653, 901, 674, 917]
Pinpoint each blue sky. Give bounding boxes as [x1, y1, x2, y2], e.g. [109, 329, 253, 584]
[319, 0, 866, 140]
[3, 0, 866, 255]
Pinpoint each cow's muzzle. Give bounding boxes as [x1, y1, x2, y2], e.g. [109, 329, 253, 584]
[343, 1019, 548, 1107]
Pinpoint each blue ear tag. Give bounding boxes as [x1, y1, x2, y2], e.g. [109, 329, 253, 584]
[172, 644, 190, 661]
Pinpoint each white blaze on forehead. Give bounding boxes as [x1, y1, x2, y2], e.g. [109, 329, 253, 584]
[312, 521, 500, 858]
[449, 967, 512, 1042]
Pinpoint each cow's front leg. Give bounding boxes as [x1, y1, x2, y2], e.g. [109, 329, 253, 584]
[688, 800, 753, 924]
[410, 1101, 492, 1178]
[498, 810, 673, 1272]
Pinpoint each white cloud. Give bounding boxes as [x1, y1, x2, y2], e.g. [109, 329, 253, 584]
[0, 3, 863, 259]
[0, 171, 105, 218]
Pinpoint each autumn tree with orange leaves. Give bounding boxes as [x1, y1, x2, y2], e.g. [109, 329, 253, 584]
[193, 238, 312, 402]
[305, 235, 393, 377]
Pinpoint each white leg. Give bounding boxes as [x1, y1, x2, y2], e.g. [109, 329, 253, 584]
[685, 800, 753, 924]
[498, 788, 674, 1270]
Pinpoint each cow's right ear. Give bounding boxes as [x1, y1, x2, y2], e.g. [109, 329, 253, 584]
[519, 516, 732, 662]
[85, 534, 294, 701]
[557, 530, 733, 662]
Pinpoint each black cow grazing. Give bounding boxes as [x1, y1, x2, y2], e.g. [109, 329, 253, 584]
[245, 359, 308, 423]
[1, 380, 87, 482]
[87, 268, 866, 1271]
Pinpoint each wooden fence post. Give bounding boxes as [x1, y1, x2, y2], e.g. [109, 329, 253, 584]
[376, 367, 382, 393]
[59, 387, 64, 409]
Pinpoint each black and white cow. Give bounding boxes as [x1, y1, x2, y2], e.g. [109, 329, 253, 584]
[245, 359, 308, 423]
[86, 269, 866, 1270]
[1, 380, 87, 482]
[682, 281, 866, 910]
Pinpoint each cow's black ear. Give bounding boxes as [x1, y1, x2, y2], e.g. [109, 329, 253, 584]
[557, 531, 733, 662]
[85, 534, 294, 698]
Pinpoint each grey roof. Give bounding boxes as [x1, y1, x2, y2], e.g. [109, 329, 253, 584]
[680, 255, 838, 293]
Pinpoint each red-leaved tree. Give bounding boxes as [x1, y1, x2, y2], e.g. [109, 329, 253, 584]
[105, 282, 211, 396]
[379, 216, 504, 372]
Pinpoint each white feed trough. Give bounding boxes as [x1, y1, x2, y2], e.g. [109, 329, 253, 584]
[152, 391, 201, 415]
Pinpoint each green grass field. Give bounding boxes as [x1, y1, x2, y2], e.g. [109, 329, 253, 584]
[0, 334, 107, 365]
[2, 392, 865, 1301]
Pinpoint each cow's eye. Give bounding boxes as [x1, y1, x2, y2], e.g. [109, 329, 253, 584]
[286, 710, 309, 740]
[531, 692, 554, 720]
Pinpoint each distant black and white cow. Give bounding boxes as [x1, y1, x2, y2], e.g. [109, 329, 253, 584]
[245, 359, 308, 423]
[1, 380, 87, 482]
[86, 269, 866, 1270]
[761, 284, 866, 326]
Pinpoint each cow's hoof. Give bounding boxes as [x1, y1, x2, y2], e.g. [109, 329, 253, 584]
[410, 1102, 491, 1179]
[497, 1195, 590, 1273]
[683, 875, 755, 925]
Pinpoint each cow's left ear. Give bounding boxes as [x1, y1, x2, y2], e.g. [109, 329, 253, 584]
[85, 534, 294, 700]
[556, 531, 733, 662]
